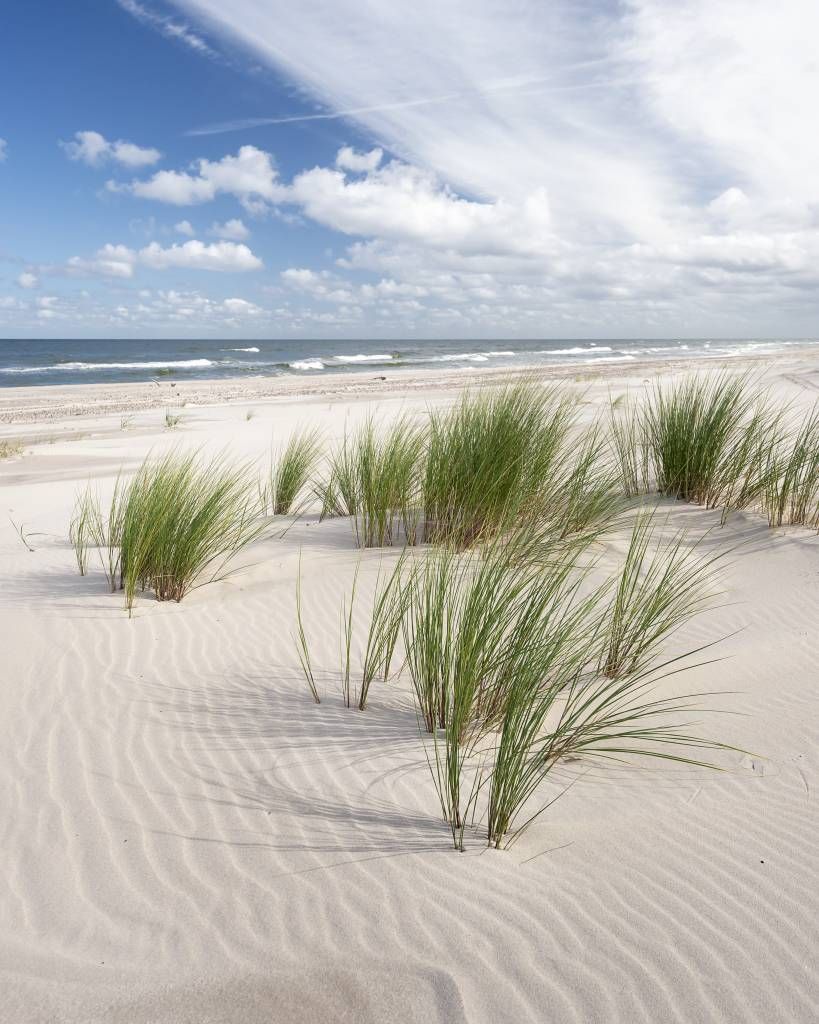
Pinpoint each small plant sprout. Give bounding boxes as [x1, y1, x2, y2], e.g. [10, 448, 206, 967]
[164, 410, 182, 430]
[9, 516, 37, 552]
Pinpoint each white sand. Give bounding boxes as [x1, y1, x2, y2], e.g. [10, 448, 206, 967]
[1, 356, 818, 1023]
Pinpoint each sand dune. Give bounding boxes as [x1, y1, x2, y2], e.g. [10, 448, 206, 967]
[1, 360, 818, 1022]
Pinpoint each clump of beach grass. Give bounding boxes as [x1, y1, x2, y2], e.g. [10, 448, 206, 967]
[600, 510, 726, 680]
[394, 516, 734, 850]
[319, 417, 425, 546]
[762, 405, 819, 529]
[71, 451, 265, 610]
[0, 440, 23, 459]
[401, 528, 599, 849]
[541, 422, 626, 540]
[643, 373, 762, 506]
[609, 396, 650, 498]
[267, 427, 323, 515]
[165, 410, 182, 430]
[422, 382, 576, 547]
[69, 486, 99, 576]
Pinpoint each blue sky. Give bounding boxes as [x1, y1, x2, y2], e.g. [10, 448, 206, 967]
[1, 0, 817, 339]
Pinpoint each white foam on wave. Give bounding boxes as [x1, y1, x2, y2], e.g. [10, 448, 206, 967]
[225, 347, 260, 353]
[334, 353, 394, 363]
[290, 359, 325, 371]
[540, 346, 614, 356]
[434, 350, 516, 362]
[1, 358, 215, 374]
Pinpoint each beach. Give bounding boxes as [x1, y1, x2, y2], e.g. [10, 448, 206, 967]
[2, 353, 819, 1023]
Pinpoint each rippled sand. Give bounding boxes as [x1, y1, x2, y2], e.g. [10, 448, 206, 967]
[1, 358, 818, 1022]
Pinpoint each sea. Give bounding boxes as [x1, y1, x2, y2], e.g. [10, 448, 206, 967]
[0, 337, 812, 388]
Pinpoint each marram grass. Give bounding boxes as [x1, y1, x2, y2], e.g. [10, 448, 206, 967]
[422, 381, 576, 547]
[318, 417, 425, 546]
[71, 451, 266, 610]
[267, 427, 323, 516]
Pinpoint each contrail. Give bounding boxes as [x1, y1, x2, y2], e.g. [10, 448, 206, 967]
[186, 93, 462, 136]
[185, 59, 623, 137]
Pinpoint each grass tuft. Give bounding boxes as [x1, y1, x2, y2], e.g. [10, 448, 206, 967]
[422, 382, 576, 547]
[72, 451, 265, 610]
[268, 427, 323, 515]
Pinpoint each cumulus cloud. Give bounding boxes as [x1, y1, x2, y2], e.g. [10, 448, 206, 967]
[119, 145, 282, 209]
[175, 220, 195, 235]
[336, 146, 383, 173]
[288, 159, 552, 255]
[139, 239, 262, 270]
[16, 272, 38, 289]
[66, 239, 262, 277]
[61, 130, 161, 167]
[209, 218, 249, 240]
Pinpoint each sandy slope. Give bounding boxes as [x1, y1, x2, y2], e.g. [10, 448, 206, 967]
[1, 361, 818, 1023]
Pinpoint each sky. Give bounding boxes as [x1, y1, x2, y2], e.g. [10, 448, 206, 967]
[1, 0, 818, 340]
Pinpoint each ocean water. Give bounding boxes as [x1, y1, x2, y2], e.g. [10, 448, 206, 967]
[0, 337, 812, 388]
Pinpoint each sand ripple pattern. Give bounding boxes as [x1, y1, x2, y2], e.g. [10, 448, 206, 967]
[1, 415, 818, 1022]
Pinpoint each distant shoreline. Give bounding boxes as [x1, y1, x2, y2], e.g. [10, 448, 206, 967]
[2, 345, 819, 427]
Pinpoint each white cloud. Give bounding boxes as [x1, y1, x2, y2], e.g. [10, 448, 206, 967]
[115, 0, 217, 57]
[66, 239, 262, 277]
[175, 220, 196, 235]
[67, 244, 138, 278]
[139, 239, 262, 271]
[288, 158, 552, 255]
[336, 146, 383, 173]
[209, 218, 249, 240]
[164, 0, 819, 335]
[222, 297, 261, 314]
[61, 130, 161, 167]
[121, 145, 282, 209]
[0, 138, 7, 162]
[16, 272, 38, 289]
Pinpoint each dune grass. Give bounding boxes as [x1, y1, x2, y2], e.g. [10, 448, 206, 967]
[69, 486, 97, 576]
[0, 440, 23, 459]
[609, 397, 650, 498]
[600, 510, 725, 680]
[293, 550, 320, 703]
[542, 422, 626, 540]
[267, 427, 323, 515]
[71, 451, 265, 610]
[359, 553, 409, 710]
[401, 529, 599, 848]
[319, 417, 425, 546]
[422, 382, 576, 547]
[763, 405, 819, 528]
[393, 513, 733, 850]
[643, 373, 762, 507]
